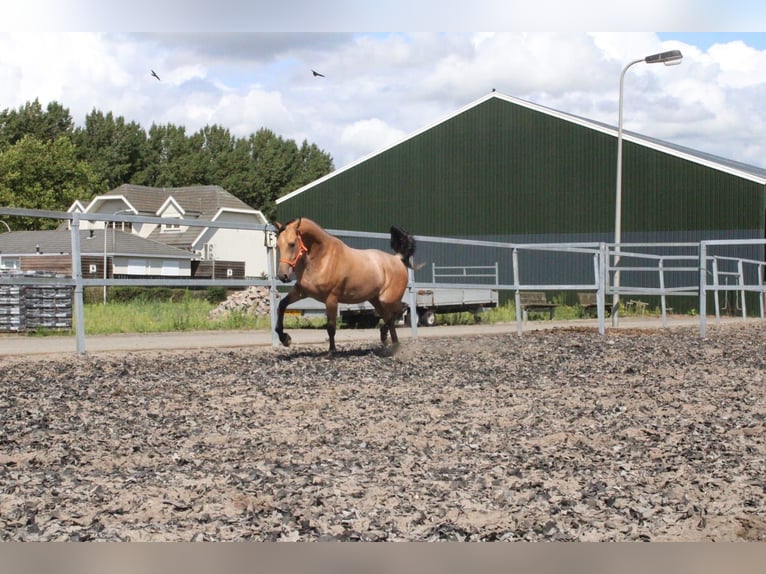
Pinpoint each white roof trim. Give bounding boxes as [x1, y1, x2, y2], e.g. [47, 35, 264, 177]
[67, 200, 87, 213]
[278, 91, 766, 205]
[156, 196, 186, 217]
[80, 195, 139, 214]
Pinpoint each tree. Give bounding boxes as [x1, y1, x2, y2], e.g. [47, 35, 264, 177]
[0, 99, 74, 150]
[73, 109, 148, 193]
[1, 98, 335, 220]
[289, 140, 334, 192]
[134, 123, 201, 187]
[0, 135, 98, 230]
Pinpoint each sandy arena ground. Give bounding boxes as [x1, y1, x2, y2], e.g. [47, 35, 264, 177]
[1, 322, 765, 541]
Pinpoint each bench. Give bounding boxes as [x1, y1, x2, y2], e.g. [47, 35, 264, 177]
[626, 299, 648, 315]
[577, 292, 613, 318]
[518, 291, 557, 320]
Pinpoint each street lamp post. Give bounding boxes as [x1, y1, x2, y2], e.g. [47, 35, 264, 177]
[612, 49, 683, 326]
[103, 209, 135, 304]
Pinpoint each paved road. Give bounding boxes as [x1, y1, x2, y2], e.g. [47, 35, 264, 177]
[0, 315, 733, 358]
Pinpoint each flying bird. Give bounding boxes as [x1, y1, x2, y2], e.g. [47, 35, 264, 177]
[312, 70, 325, 78]
[151, 69, 161, 81]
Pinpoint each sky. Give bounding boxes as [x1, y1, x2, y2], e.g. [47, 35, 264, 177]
[2, 2, 766, 171]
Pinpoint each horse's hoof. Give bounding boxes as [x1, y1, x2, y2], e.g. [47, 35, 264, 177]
[375, 343, 399, 357]
[280, 333, 292, 347]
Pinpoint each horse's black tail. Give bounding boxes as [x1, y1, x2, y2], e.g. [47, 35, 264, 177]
[390, 225, 422, 270]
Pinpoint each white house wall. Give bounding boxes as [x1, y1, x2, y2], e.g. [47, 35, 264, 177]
[195, 212, 269, 278]
[113, 256, 192, 277]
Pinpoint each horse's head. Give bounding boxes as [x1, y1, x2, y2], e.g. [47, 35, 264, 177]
[275, 218, 307, 283]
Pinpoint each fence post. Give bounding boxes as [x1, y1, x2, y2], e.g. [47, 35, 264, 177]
[596, 244, 606, 335]
[759, 263, 765, 320]
[407, 267, 418, 339]
[659, 257, 668, 328]
[70, 213, 86, 354]
[512, 248, 522, 337]
[712, 257, 721, 323]
[265, 233, 280, 348]
[738, 259, 747, 319]
[699, 242, 707, 338]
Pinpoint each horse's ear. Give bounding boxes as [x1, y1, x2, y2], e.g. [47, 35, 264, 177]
[274, 221, 284, 234]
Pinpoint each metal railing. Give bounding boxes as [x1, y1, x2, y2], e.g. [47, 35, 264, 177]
[604, 243, 700, 328]
[699, 239, 766, 337]
[3, 206, 766, 351]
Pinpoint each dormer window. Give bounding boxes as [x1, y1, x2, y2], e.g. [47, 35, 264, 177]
[157, 196, 186, 233]
[162, 221, 183, 233]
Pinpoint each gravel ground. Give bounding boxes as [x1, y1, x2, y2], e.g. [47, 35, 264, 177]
[1, 322, 765, 541]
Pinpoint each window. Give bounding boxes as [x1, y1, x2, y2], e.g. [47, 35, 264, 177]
[161, 221, 183, 233]
[0, 257, 20, 270]
[161, 260, 180, 276]
[107, 222, 133, 233]
[127, 259, 148, 275]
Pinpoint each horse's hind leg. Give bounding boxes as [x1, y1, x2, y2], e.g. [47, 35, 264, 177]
[387, 317, 399, 345]
[373, 298, 402, 347]
[325, 298, 338, 352]
[370, 297, 390, 345]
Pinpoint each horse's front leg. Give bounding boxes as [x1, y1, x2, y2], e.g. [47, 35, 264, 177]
[325, 298, 339, 352]
[275, 287, 305, 347]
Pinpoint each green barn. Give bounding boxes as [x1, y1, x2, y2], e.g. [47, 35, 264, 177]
[276, 92, 766, 310]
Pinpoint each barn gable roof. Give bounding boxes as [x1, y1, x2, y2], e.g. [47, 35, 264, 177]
[278, 91, 766, 205]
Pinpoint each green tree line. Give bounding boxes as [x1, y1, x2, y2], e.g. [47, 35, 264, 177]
[0, 99, 334, 229]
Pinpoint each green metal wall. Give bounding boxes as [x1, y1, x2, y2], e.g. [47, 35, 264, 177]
[277, 96, 765, 242]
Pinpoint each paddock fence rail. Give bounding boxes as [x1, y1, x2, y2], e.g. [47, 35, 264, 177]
[2, 207, 766, 353]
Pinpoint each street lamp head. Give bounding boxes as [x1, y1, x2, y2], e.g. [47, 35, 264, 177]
[644, 49, 683, 66]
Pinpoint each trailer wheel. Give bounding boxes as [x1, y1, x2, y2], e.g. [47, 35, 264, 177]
[419, 309, 436, 327]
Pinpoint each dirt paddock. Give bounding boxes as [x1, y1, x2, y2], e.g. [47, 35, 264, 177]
[1, 322, 765, 541]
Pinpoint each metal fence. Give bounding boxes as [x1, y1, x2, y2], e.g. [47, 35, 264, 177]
[2, 206, 765, 352]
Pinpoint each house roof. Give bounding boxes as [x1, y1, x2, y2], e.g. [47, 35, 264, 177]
[0, 230, 194, 259]
[70, 184, 268, 250]
[277, 91, 766, 205]
[100, 184, 256, 216]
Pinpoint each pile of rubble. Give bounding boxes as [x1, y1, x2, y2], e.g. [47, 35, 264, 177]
[208, 286, 271, 319]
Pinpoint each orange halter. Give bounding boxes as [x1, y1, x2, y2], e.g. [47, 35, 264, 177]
[279, 232, 308, 268]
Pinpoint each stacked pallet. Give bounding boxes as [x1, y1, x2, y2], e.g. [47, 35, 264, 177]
[0, 271, 73, 332]
[25, 284, 73, 330]
[0, 279, 25, 332]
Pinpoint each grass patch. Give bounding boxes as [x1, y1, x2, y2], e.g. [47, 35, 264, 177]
[80, 298, 271, 335]
[27, 294, 642, 337]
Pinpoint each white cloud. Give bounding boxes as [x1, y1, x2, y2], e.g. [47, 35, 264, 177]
[340, 118, 407, 164]
[2, 31, 766, 171]
[709, 41, 766, 89]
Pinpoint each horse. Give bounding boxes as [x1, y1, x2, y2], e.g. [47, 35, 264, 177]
[273, 217, 417, 352]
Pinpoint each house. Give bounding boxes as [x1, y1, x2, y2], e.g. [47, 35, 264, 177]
[0, 229, 194, 279]
[66, 184, 270, 278]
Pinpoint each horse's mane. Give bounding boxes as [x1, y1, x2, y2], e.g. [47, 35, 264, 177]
[281, 217, 335, 244]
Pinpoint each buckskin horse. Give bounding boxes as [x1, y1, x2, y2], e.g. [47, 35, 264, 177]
[274, 217, 417, 352]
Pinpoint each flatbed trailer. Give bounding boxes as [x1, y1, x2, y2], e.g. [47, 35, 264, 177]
[280, 263, 499, 327]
